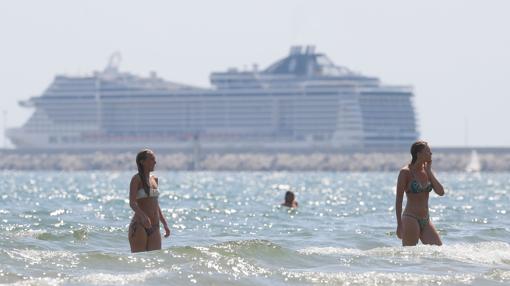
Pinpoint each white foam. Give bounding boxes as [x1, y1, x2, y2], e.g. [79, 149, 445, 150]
[72, 268, 168, 285]
[484, 269, 510, 282]
[298, 241, 510, 265]
[6, 249, 77, 265]
[298, 246, 364, 256]
[3, 277, 64, 286]
[49, 209, 65, 216]
[439, 241, 510, 265]
[282, 271, 476, 286]
[1, 269, 170, 286]
[192, 246, 271, 279]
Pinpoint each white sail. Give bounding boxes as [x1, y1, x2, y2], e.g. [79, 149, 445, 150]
[465, 150, 481, 173]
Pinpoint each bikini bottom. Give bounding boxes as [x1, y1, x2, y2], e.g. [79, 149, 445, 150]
[403, 213, 429, 231]
[130, 221, 159, 237]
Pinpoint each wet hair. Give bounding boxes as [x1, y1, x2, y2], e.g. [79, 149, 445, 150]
[285, 191, 295, 203]
[136, 149, 153, 196]
[410, 141, 428, 164]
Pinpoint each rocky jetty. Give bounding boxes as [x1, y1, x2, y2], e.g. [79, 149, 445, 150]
[0, 150, 508, 171]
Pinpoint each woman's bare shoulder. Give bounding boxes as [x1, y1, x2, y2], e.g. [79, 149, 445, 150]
[399, 166, 411, 176]
[131, 174, 141, 183]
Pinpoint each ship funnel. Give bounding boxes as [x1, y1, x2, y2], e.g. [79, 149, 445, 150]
[104, 52, 122, 74]
[289, 45, 316, 55]
[289, 46, 303, 55]
[305, 45, 316, 54]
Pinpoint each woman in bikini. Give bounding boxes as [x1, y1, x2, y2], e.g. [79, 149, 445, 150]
[395, 141, 445, 246]
[128, 149, 171, 252]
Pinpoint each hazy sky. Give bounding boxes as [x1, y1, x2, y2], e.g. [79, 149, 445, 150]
[1, 0, 509, 147]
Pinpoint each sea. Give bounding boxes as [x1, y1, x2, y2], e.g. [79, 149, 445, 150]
[1, 171, 510, 285]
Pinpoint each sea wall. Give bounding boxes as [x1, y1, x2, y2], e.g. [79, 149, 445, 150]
[0, 151, 508, 171]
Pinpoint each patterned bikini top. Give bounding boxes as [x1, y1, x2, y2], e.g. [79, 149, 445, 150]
[407, 169, 433, 194]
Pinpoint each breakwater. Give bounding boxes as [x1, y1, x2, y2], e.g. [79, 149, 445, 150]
[0, 149, 508, 171]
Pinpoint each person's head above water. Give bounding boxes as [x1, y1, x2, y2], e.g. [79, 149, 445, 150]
[410, 141, 431, 165]
[285, 191, 295, 203]
[136, 149, 156, 194]
[282, 191, 298, 208]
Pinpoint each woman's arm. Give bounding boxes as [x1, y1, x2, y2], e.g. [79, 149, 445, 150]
[158, 206, 171, 237]
[158, 206, 168, 226]
[129, 176, 151, 228]
[426, 161, 445, 196]
[395, 169, 407, 239]
[154, 176, 171, 237]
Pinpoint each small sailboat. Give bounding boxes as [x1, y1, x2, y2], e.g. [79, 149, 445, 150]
[465, 150, 481, 173]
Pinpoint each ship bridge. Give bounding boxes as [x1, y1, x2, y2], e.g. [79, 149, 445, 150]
[210, 45, 380, 89]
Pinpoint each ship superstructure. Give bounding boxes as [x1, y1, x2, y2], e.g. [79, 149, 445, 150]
[7, 46, 418, 151]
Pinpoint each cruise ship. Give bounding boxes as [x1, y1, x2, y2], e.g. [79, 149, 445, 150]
[7, 46, 418, 151]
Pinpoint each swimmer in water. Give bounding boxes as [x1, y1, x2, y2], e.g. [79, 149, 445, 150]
[281, 191, 298, 208]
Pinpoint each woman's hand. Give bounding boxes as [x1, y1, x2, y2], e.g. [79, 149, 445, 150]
[163, 223, 171, 238]
[426, 159, 445, 196]
[396, 224, 403, 239]
[425, 160, 433, 175]
[141, 215, 152, 229]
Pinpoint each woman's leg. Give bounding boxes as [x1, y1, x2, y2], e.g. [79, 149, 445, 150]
[401, 215, 420, 246]
[146, 225, 162, 251]
[420, 220, 442, 246]
[129, 221, 148, 252]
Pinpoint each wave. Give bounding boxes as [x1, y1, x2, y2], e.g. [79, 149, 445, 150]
[0, 269, 170, 286]
[6, 269, 510, 286]
[10, 228, 90, 242]
[166, 239, 278, 279]
[282, 271, 476, 286]
[4, 240, 510, 286]
[298, 241, 510, 265]
[5, 248, 78, 263]
[73, 268, 170, 285]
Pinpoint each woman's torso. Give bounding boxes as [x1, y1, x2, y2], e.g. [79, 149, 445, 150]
[403, 168, 431, 217]
[132, 175, 160, 225]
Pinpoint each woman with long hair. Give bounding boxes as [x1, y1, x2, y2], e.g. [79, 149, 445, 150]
[395, 141, 445, 246]
[128, 149, 170, 252]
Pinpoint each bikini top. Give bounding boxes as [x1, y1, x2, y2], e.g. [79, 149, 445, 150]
[407, 170, 433, 194]
[136, 187, 160, 199]
[135, 175, 159, 199]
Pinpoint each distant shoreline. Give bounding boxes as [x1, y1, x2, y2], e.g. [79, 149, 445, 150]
[1, 148, 509, 171]
[3, 146, 510, 154]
